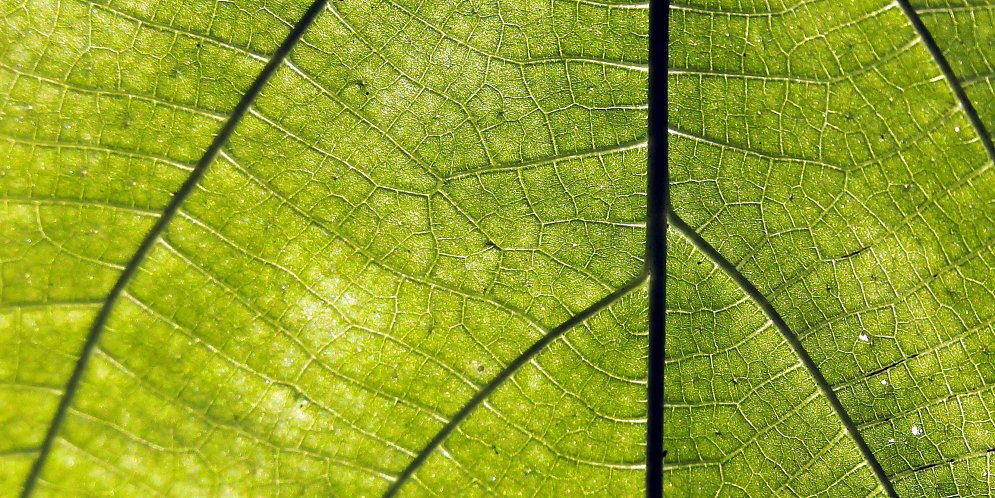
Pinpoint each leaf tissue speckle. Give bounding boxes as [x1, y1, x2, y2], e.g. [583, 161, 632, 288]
[1, 0, 993, 496]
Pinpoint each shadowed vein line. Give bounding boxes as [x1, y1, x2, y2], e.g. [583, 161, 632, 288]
[897, 0, 995, 164]
[382, 273, 648, 497]
[665, 209, 898, 498]
[645, 0, 668, 496]
[17, 1, 330, 496]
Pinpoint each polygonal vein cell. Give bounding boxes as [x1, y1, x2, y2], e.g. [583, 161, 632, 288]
[670, 0, 995, 495]
[0, 0, 649, 496]
[664, 226, 885, 497]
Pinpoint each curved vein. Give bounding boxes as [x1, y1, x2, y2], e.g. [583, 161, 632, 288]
[381, 273, 649, 497]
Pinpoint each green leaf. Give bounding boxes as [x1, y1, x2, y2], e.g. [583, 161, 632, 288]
[668, 0, 995, 496]
[1, 0, 648, 495]
[3, 0, 995, 497]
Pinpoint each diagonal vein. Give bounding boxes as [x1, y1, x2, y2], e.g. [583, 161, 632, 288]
[382, 273, 649, 498]
[17, 1, 331, 495]
[665, 208, 898, 498]
[896, 0, 995, 164]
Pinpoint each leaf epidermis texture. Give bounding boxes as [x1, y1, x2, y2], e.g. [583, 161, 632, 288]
[3, 0, 995, 496]
[668, 0, 995, 496]
[2, 0, 650, 495]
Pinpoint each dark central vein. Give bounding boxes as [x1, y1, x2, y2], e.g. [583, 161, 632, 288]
[383, 274, 648, 498]
[645, 0, 669, 497]
[665, 209, 898, 498]
[895, 0, 995, 164]
[18, 1, 330, 495]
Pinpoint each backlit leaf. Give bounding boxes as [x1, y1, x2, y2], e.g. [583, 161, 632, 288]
[3, 0, 995, 496]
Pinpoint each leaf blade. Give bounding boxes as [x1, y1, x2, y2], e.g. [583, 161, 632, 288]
[669, 0, 995, 495]
[2, 0, 649, 495]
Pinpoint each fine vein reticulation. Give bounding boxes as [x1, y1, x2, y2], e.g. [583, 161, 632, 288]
[895, 0, 995, 163]
[4, 0, 995, 496]
[668, 0, 995, 496]
[3, 0, 650, 495]
[383, 273, 649, 497]
[18, 1, 332, 495]
[667, 210, 897, 497]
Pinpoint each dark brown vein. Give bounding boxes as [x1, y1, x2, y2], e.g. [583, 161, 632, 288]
[17, 1, 330, 495]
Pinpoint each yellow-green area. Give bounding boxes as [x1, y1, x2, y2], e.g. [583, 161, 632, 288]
[2, 0, 995, 496]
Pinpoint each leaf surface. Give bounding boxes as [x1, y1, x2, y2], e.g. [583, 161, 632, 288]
[669, 0, 995, 496]
[2, 0, 995, 496]
[1, 0, 648, 495]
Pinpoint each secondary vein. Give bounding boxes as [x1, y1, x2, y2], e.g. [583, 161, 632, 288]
[665, 208, 898, 498]
[382, 273, 649, 498]
[896, 0, 995, 164]
[18, 1, 330, 495]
